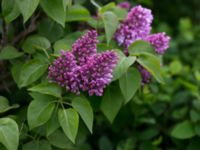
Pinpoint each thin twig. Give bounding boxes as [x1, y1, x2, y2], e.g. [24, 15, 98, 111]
[12, 13, 40, 45]
[0, 21, 8, 50]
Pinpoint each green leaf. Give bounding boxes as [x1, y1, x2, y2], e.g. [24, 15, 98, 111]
[0, 118, 19, 150]
[119, 68, 141, 104]
[100, 2, 116, 13]
[66, 5, 91, 22]
[169, 60, 183, 75]
[0, 46, 23, 60]
[19, 59, 48, 87]
[58, 108, 79, 143]
[112, 54, 136, 81]
[99, 136, 113, 150]
[100, 86, 124, 123]
[110, 7, 127, 20]
[27, 98, 55, 129]
[72, 97, 93, 133]
[22, 140, 51, 150]
[11, 62, 23, 87]
[28, 82, 62, 98]
[0, 96, 19, 113]
[1, 0, 20, 23]
[102, 11, 119, 45]
[38, 18, 64, 42]
[47, 130, 74, 149]
[137, 54, 164, 83]
[171, 120, 195, 139]
[40, 0, 66, 27]
[46, 111, 60, 137]
[139, 127, 159, 140]
[128, 40, 155, 56]
[22, 35, 50, 54]
[15, 0, 39, 23]
[190, 110, 200, 123]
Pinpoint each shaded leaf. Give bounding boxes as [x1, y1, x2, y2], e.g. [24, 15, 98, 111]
[19, 59, 48, 87]
[28, 82, 62, 98]
[2, 0, 20, 23]
[28, 98, 55, 129]
[58, 108, 79, 143]
[119, 68, 141, 104]
[66, 5, 91, 22]
[137, 54, 164, 83]
[22, 140, 51, 150]
[0, 118, 19, 150]
[40, 0, 66, 27]
[15, 0, 39, 22]
[100, 86, 124, 123]
[171, 120, 195, 139]
[22, 35, 50, 54]
[0, 96, 19, 113]
[47, 130, 74, 149]
[0, 46, 23, 60]
[102, 11, 119, 45]
[72, 97, 93, 133]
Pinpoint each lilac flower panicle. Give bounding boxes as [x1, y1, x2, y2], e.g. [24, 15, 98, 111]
[137, 64, 151, 85]
[114, 5, 153, 53]
[80, 51, 118, 96]
[48, 30, 119, 96]
[72, 30, 98, 65]
[145, 32, 170, 54]
[48, 50, 80, 94]
[118, 1, 131, 10]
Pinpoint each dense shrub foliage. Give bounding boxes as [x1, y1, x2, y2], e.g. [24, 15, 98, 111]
[0, 0, 200, 150]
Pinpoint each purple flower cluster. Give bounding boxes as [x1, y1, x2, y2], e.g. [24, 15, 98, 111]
[114, 5, 153, 54]
[114, 5, 170, 84]
[48, 30, 118, 96]
[145, 33, 170, 54]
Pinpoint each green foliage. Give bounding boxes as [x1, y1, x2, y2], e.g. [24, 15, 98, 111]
[171, 121, 195, 139]
[0, 118, 19, 150]
[102, 11, 119, 45]
[119, 68, 141, 103]
[58, 108, 79, 143]
[28, 82, 62, 98]
[72, 97, 94, 133]
[1, 0, 20, 23]
[0, 96, 19, 113]
[18, 59, 48, 87]
[15, 0, 39, 23]
[101, 85, 124, 123]
[1, 0, 199, 149]
[40, 0, 66, 27]
[27, 96, 55, 129]
[22, 140, 51, 150]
